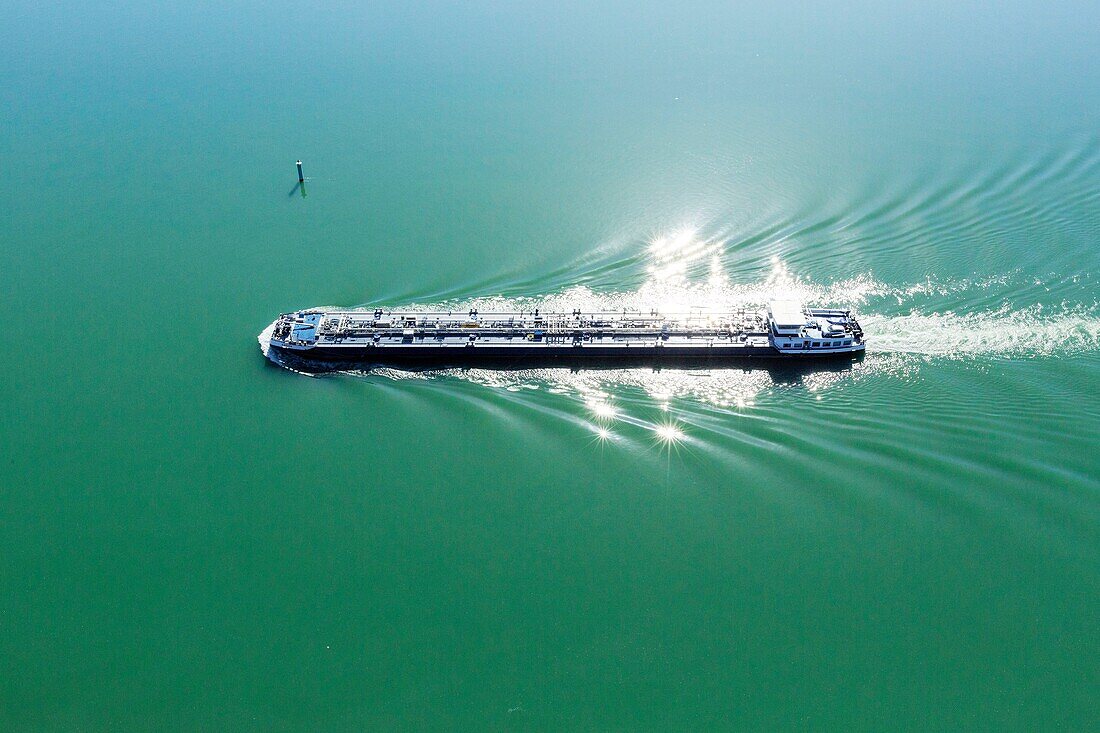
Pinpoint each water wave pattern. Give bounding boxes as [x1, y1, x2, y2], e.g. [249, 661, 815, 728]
[768, 133, 1100, 278]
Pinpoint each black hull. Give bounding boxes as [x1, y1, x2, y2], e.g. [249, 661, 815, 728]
[270, 344, 864, 371]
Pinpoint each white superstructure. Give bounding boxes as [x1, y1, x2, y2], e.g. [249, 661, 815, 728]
[767, 301, 865, 355]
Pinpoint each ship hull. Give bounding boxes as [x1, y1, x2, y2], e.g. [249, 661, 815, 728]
[271, 342, 864, 367]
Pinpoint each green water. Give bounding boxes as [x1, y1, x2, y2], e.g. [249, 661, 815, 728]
[4, 1, 1100, 729]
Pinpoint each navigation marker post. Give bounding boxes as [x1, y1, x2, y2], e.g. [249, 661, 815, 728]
[296, 160, 304, 182]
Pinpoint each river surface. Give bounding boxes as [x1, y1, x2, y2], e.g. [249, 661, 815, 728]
[3, 1, 1099, 730]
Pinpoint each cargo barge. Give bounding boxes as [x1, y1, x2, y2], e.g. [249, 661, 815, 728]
[262, 301, 865, 366]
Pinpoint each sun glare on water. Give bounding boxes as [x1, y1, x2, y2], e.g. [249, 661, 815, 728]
[654, 423, 685, 444]
[589, 401, 617, 420]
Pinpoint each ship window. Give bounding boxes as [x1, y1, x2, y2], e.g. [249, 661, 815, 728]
[811, 341, 820, 347]
[843, 340, 851, 345]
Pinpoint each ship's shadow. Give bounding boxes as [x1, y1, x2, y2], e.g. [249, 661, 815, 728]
[266, 350, 865, 387]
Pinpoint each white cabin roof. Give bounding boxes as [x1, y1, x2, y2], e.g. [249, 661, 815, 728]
[768, 300, 806, 328]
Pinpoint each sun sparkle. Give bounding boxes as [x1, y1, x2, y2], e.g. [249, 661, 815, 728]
[654, 423, 684, 444]
[590, 401, 617, 420]
[589, 424, 615, 443]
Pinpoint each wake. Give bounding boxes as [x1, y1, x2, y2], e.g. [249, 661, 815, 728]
[865, 305, 1100, 358]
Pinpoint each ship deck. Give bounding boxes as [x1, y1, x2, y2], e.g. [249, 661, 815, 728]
[265, 305, 865, 364]
[279, 308, 771, 348]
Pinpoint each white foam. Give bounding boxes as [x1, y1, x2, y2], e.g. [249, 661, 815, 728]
[257, 320, 276, 358]
[866, 306, 1100, 358]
